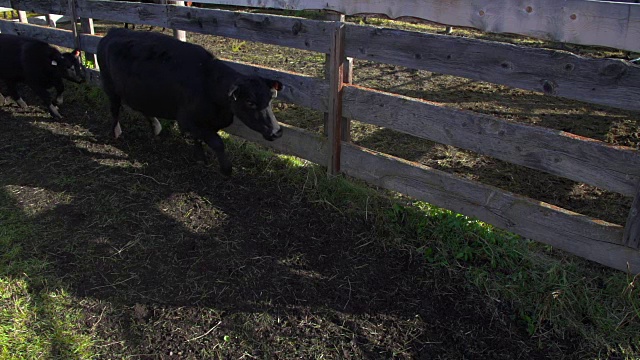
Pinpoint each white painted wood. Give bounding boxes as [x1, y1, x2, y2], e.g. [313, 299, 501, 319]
[193, 0, 640, 52]
[40, 14, 70, 27]
[17, 10, 27, 23]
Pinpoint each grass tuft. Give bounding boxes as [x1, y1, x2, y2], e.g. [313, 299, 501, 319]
[0, 190, 94, 360]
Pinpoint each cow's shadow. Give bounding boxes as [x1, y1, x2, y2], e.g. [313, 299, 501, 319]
[0, 83, 557, 358]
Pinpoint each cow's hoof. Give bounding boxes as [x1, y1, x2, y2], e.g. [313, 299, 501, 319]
[17, 98, 28, 109]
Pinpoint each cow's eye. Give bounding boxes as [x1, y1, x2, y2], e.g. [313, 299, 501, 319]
[245, 101, 257, 109]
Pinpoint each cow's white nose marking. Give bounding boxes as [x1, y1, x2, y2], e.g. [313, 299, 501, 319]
[17, 98, 28, 108]
[56, 94, 64, 105]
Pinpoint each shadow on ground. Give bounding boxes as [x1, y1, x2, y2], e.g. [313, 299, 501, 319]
[0, 84, 580, 358]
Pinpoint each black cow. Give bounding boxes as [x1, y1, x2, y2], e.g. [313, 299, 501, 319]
[96, 28, 283, 176]
[0, 34, 85, 119]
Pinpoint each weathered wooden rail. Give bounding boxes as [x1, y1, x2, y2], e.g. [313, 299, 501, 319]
[1, 0, 640, 273]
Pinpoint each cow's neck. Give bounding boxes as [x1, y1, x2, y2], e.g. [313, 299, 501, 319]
[209, 60, 241, 106]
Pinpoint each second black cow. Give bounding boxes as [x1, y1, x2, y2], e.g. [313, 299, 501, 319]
[96, 28, 284, 176]
[0, 34, 85, 119]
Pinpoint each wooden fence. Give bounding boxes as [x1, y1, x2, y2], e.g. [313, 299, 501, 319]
[1, 0, 640, 273]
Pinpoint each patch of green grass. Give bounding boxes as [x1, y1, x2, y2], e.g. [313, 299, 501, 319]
[374, 197, 640, 356]
[221, 134, 640, 357]
[0, 190, 94, 359]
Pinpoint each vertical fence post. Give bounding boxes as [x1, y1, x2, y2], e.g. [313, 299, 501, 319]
[81, 18, 97, 67]
[67, 0, 80, 50]
[323, 13, 353, 143]
[17, 10, 27, 23]
[623, 182, 640, 249]
[168, 1, 186, 41]
[327, 22, 346, 176]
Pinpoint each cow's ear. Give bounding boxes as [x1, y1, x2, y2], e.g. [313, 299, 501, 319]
[228, 84, 239, 100]
[269, 80, 283, 91]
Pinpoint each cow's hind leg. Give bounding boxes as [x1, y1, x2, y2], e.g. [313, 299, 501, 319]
[4, 81, 28, 109]
[107, 95, 123, 138]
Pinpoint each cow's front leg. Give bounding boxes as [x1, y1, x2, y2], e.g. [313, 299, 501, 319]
[204, 133, 232, 176]
[52, 82, 64, 106]
[32, 85, 61, 119]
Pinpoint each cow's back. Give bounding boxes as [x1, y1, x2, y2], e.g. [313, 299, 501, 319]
[97, 28, 217, 119]
[0, 34, 55, 82]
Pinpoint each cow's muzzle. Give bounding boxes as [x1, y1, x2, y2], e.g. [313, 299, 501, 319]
[263, 127, 283, 141]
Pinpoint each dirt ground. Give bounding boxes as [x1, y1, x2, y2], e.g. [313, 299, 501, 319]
[1, 87, 584, 358]
[2, 17, 637, 358]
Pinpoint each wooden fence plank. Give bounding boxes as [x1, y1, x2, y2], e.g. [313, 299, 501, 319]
[345, 24, 640, 113]
[340, 144, 640, 273]
[224, 122, 328, 166]
[76, 0, 169, 28]
[0, 19, 100, 50]
[0, 19, 75, 47]
[74, 0, 334, 54]
[0, 0, 67, 15]
[191, 0, 640, 53]
[343, 85, 640, 197]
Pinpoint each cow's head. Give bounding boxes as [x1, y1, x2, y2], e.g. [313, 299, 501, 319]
[52, 49, 85, 84]
[228, 76, 283, 141]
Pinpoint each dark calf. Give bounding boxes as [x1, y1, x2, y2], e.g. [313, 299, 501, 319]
[96, 28, 283, 176]
[0, 34, 85, 119]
